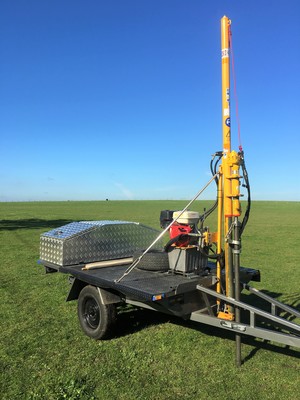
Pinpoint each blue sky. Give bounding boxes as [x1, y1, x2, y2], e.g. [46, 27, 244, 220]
[1, 1, 299, 201]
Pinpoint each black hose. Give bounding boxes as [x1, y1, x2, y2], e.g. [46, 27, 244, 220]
[239, 151, 251, 234]
[198, 245, 224, 261]
[164, 233, 225, 263]
[164, 234, 189, 252]
[200, 153, 222, 224]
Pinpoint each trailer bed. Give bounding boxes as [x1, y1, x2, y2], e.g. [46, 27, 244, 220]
[41, 261, 260, 304]
[60, 263, 213, 302]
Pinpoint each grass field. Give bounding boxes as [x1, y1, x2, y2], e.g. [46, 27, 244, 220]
[1, 200, 299, 399]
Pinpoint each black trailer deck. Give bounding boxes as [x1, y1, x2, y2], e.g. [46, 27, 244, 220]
[44, 261, 260, 304]
[61, 264, 212, 302]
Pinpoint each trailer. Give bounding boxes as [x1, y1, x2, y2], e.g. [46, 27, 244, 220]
[39, 16, 300, 366]
[40, 219, 261, 339]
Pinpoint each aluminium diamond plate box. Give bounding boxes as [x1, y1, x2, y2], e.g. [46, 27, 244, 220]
[40, 220, 162, 267]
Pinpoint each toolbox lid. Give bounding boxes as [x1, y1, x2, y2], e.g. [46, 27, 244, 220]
[42, 220, 134, 240]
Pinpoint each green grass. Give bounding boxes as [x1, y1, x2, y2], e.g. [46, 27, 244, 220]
[1, 200, 299, 399]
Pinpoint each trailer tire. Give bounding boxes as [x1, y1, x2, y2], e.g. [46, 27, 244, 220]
[77, 285, 116, 340]
[133, 250, 169, 272]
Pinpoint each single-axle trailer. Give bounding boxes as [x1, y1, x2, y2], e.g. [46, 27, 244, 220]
[40, 217, 300, 363]
[39, 16, 300, 366]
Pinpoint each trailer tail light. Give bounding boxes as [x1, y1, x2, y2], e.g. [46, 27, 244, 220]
[152, 294, 165, 301]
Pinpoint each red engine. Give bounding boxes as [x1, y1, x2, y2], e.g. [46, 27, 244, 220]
[169, 223, 192, 247]
[160, 210, 200, 248]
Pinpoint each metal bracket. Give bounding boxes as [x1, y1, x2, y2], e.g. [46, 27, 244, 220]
[97, 287, 122, 305]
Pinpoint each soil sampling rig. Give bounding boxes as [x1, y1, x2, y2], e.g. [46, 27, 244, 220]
[39, 16, 300, 366]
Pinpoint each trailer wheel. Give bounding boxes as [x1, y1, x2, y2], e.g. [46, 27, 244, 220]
[77, 285, 116, 340]
[133, 250, 169, 272]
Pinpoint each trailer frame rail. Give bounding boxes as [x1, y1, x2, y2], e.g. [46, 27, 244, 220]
[193, 284, 300, 348]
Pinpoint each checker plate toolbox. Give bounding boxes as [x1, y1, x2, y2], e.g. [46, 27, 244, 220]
[40, 220, 162, 266]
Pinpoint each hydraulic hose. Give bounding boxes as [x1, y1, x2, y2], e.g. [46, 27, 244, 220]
[239, 151, 251, 234]
[199, 152, 222, 225]
[164, 233, 225, 263]
[164, 234, 189, 252]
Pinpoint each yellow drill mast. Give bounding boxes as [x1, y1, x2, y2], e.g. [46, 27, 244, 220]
[217, 16, 242, 320]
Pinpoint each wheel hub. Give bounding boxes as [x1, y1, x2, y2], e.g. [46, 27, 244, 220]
[84, 298, 100, 329]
